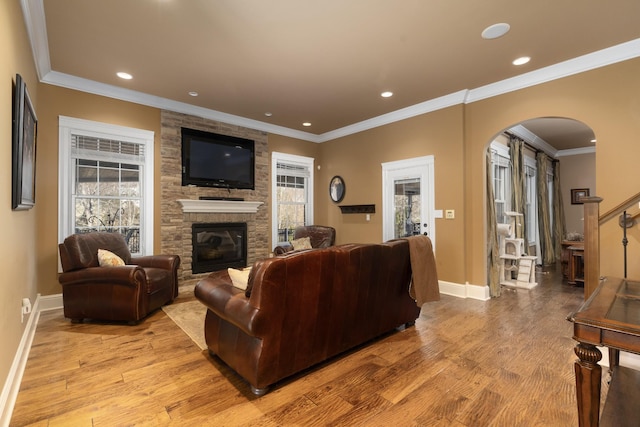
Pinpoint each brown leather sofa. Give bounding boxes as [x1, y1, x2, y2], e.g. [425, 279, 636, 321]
[58, 232, 180, 323]
[194, 239, 424, 395]
[273, 225, 336, 255]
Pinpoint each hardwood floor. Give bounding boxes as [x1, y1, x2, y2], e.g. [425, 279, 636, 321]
[11, 266, 603, 426]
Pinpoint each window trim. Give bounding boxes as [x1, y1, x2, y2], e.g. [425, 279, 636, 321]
[58, 116, 154, 254]
[271, 152, 314, 248]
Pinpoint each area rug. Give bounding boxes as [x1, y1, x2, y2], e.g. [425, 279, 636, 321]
[162, 285, 208, 350]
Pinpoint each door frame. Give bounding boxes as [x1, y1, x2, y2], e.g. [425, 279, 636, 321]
[381, 155, 435, 249]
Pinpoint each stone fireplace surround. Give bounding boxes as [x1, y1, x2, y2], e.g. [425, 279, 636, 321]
[160, 110, 270, 285]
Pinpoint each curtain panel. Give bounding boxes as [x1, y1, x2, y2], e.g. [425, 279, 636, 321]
[536, 152, 555, 265]
[486, 150, 501, 297]
[552, 160, 567, 260]
[508, 136, 528, 250]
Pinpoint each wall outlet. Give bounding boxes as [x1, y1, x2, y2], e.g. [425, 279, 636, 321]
[21, 297, 32, 323]
[445, 209, 455, 219]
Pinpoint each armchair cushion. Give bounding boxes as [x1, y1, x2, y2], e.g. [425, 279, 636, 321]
[97, 249, 125, 267]
[228, 267, 252, 290]
[291, 237, 312, 251]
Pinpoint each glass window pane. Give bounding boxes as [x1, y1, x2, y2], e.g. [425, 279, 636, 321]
[120, 200, 140, 227]
[76, 163, 97, 196]
[98, 166, 120, 196]
[74, 198, 98, 230]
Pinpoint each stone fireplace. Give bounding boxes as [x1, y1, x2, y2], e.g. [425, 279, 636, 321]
[160, 111, 270, 285]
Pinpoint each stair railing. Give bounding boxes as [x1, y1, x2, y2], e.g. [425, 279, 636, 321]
[582, 191, 640, 299]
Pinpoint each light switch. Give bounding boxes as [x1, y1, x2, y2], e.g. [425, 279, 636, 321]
[445, 209, 455, 219]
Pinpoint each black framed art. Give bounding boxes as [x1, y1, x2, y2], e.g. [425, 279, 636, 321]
[571, 188, 589, 205]
[12, 74, 37, 210]
[329, 176, 345, 203]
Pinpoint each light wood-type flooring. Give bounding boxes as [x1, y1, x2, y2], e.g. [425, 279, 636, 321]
[11, 265, 606, 426]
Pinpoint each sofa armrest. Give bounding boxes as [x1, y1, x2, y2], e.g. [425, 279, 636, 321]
[58, 265, 147, 287]
[130, 254, 180, 271]
[195, 273, 267, 337]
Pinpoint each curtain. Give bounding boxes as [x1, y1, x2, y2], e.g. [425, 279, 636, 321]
[552, 160, 567, 260]
[486, 150, 501, 297]
[508, 136, 528, 251]
[536, 152, 555, 264]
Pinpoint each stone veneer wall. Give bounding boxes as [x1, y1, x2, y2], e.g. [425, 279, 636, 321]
[160, 110, 270, 285]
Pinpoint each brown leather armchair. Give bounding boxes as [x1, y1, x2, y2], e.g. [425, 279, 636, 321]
[58, 232, 180, 324]
[273, 225, 336, 255]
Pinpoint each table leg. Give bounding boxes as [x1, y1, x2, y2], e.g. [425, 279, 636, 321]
[608, 348, 619, 375]
[574, 343, 602, 427]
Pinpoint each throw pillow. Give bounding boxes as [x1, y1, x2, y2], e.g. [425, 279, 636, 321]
[291, 237, 312, 251]
[97, 249, 125, 267]
[228, 267, 252, 290]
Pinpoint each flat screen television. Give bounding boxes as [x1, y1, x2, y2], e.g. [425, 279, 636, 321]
[181, 127, 255, 190]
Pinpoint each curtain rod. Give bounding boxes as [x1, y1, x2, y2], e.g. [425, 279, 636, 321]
[504, 131, 542, 154]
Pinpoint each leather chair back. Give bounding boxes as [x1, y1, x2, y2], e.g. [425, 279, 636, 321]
[59, 232, 132, 272]
[293, 225, 336, 248]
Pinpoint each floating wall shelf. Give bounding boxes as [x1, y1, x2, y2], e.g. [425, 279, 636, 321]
[339, 204, 376, 214]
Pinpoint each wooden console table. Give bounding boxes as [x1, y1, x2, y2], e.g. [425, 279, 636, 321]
[569, 277, 640, 426]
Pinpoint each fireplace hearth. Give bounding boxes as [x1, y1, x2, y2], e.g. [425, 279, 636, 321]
[192, 222, 247, 274]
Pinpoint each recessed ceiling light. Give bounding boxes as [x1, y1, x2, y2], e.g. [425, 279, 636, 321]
[116, 72, 133, 80]
[591, 138, 597, 143]
[512, 56, 531, 66]
[302, 122, 311, 127]
[265, 112, 273, 117]
[481, 23, 510, 40]
[381, 91, 393, 98]
[188, 91, 198, 97]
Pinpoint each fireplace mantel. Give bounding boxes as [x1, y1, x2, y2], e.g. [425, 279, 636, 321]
[178, 199, 264, 214]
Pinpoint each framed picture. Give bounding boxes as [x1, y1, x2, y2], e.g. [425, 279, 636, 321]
[571, 188, 589, 205]
[329, 176, 345, 203]
[12, 74, 38, 210]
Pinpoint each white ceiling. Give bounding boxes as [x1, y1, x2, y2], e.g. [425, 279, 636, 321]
[24, 1, 640, 149]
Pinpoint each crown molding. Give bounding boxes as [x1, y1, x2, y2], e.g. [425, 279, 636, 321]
[508, 125, 558, 157]
[466, 38, 640, 104]
[555, 146, 596, 157]
[20, 0, 50, 80]
[316, 90, 468, 142]
[21, 0, 640, 143]
[41, 71, 322, 142]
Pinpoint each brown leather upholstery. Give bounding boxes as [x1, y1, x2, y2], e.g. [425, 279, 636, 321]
[58, 232, 180, 323]
[272, 225, 336, 255]
[195, 239, 423, 394]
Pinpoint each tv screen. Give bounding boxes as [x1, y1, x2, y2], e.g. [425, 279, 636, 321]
[181, 128, 255, 190]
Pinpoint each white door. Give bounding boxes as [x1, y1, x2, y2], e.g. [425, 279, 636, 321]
[382, 156, 435, 248]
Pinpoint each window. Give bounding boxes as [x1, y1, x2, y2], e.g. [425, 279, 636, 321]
[271, 152, 314, 248]
[524, 158, 538, 256]
[491, 142, 511, 224]
[59, 117, 154, 255]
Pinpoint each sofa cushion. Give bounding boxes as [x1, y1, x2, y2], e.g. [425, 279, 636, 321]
[228, 267, 252, 290]
[291, 237, 312, 251]
[97, 249, 125, 267]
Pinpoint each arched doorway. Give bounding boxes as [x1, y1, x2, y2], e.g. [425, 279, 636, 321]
[485, 117, 596, 296]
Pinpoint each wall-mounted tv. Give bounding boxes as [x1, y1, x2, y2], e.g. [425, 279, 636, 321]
[181, 127, 255, 190]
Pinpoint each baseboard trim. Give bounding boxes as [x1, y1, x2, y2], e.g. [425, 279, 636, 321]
[0, 294, 44, 427]
[439, 280, 491, 301]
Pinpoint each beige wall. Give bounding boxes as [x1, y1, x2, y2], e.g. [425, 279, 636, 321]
[1, 0, 40, 403]
[317, 105, 466, 283]
[464, 57, 640, 284]
[560, 153, 596, 235]
[36, 85, 161, 297]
